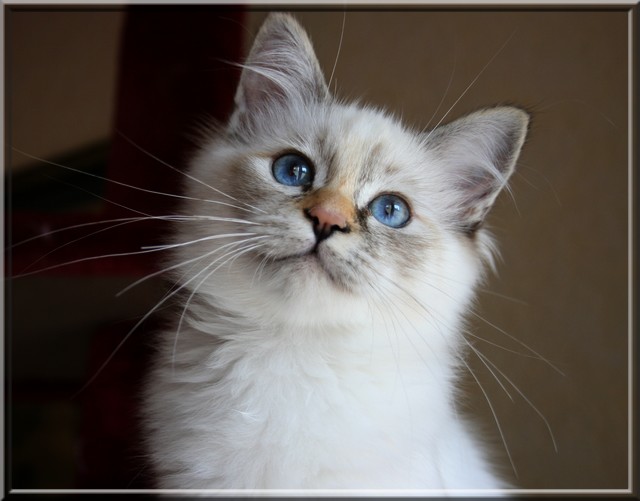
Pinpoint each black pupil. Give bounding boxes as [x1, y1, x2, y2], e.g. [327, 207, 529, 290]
[385, 203, 398, 217]
[291, 164, 306, 180]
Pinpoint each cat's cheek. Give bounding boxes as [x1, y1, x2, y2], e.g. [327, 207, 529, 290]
[254, 214, 315, 256]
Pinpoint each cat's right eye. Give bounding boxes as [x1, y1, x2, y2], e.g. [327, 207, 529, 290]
[272, 154, 314, 187]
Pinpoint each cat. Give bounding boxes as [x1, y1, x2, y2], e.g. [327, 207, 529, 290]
[143, 12, 529, 491]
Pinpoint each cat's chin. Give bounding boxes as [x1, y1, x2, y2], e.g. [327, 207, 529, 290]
[266, 246, 357, 293]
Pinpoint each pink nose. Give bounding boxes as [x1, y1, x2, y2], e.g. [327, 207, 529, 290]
[306, 206, 349, 241]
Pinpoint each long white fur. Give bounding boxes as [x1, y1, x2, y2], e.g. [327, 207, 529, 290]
[143, 13, 529, 492]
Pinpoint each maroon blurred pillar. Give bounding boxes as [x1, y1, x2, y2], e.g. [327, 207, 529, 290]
[77, 6, 246, 488]
[106, 5, 246, 219]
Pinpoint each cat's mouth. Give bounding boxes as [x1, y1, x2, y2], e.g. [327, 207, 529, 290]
[269, 243, 352, 290]
[273, 243, 324, 267]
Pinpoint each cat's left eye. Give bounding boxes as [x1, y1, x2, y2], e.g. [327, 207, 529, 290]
[369, 194, 411, 228]
[272, 154, 314, 187]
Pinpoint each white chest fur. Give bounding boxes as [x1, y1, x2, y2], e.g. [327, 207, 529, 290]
[146, 316, 503, 491]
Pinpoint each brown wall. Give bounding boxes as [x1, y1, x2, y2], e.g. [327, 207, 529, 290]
[8, 7, 632, 491]
[9, 11, 123, 171]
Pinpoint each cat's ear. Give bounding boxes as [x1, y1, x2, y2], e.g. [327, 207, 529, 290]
[229, 13, 329, 131]
[426, 107, 530, 234]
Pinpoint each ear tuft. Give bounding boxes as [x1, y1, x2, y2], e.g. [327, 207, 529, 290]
[230, 13, 329, 131]
[426, 106, 530, 233]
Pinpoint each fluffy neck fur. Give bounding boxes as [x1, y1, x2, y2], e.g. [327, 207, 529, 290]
[144, 13, 529, 492]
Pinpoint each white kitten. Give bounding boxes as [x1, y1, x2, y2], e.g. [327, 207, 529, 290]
[143, 13, 529, 492]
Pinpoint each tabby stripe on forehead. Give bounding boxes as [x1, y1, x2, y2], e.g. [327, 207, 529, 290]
[361, 143, 384, 184]
[316, 132, 338, 182]
[350, 143, 385, 204]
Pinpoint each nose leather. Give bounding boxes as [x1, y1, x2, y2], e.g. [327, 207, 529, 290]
[306, 205, 349, 241]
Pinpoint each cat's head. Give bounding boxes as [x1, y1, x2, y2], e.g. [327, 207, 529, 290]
[178, 13, 529, 329]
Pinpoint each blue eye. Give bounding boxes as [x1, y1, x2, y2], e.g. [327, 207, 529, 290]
[272, 154, 314, 187]
[369, 194, 411, 228]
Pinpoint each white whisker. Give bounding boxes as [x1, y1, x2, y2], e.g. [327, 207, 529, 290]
[116, 131, 266, 214]
[141, 232, 257, 252]
[463, 330, 544, 361]
[116, 235, 268, 297]
[423, 30, 517, 141]
[172, 241, 267, 370]
[423, 47, 458, 133]
[464, 339, 514, 402]
[478, 288, 529, 306]
[16, 217, 152, 275]
[74, 238, 264, 398]
[41, 172, 154, 218]
[473, 347, 559, 453]
[461, 356, 518, 479]
[11, 147, 254, 213]
[11, 216, 161, 249]
[251, 250, 273, 286]
[13, 245, 171, 279]
[468, 309, 565, 376]
[327, 11, 346, 92]
[392, 270, 562, 374]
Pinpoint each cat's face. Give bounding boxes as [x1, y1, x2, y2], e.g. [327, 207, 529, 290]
[174, 13, 528, 327]
[208, 105, 444, 292]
